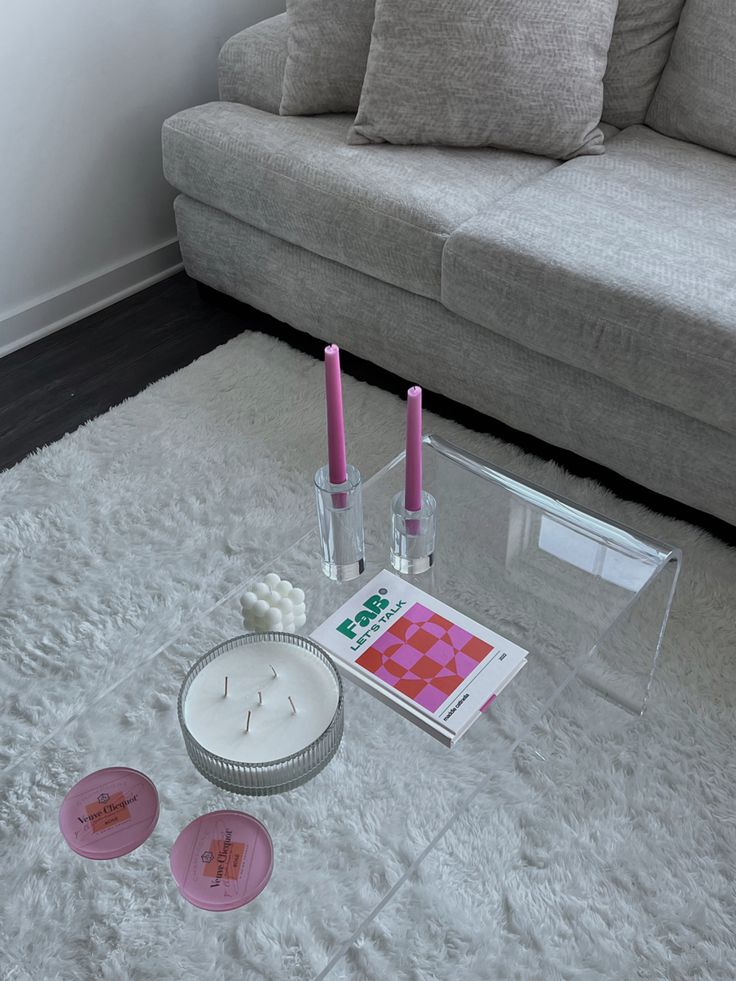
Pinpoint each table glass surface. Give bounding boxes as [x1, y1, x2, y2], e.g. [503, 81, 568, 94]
[0, 435, 680, 980]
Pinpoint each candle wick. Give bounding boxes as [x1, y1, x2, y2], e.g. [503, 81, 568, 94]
[245, 709, 251, 734]
[270, 664, 278, 678]
[288, 695, 297, 714]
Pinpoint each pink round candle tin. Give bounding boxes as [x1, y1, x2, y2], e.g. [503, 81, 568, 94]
[58, 766, 160, 860]
[170, 809, 273, 911]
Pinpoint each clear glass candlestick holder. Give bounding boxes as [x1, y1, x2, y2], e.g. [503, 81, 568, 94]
[314, 464, 365, 581]
[390, 490, 437, 575]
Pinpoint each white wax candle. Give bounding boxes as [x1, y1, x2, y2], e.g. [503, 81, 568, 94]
[184, 640, 339, 764]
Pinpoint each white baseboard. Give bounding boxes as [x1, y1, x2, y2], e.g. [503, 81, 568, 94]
[0, 240, 184, 359]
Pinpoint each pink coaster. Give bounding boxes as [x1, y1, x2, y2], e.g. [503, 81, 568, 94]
[170, 810, 274, 912]
[59, 766, 159, 860]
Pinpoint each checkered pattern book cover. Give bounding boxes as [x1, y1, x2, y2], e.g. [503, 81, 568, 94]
[356, 602, 494, 713]
[311, 570, 528, 743]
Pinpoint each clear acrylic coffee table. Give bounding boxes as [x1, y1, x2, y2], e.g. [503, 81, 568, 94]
[0, 435, 680, 980]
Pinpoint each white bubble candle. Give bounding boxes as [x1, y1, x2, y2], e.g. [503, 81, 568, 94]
[241, 573, 307, 633]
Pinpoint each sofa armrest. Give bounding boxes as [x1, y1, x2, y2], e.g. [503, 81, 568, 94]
[218, 14, 287, 114]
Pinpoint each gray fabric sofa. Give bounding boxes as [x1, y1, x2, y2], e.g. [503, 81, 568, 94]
[162, 12, 736, 526]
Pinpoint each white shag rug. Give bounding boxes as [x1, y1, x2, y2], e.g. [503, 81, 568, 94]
[1, 329, 735, 981]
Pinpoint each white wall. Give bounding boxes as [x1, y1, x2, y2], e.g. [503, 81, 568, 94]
[0, 0, 284, 355]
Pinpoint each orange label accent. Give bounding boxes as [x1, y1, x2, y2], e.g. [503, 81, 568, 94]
[86, 792, 131, 833]
[202, 839, 247, 881]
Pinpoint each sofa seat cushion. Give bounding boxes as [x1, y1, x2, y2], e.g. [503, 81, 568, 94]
[442, 126, 736, 435]
[162, 102, 557, 300]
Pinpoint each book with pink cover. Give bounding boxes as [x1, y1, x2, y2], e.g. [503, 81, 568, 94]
[311, 570, 527, 746]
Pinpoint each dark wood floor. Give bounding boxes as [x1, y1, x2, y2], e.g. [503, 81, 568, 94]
[0, 274, 247, 472]
[1, 271, 733, 544]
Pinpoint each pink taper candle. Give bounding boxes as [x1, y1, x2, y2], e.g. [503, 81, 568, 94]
[325, 344, 348, 486]
[405, 386, 423, 512]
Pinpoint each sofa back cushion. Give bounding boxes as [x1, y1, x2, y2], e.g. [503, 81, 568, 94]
[280, 0, 374, 114]
[601, 0, 686, 128]
[646, 0, 736, 157]
[278, 0, 690, 129]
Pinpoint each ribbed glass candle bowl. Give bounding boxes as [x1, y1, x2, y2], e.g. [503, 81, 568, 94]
[178, 632, 344, 796]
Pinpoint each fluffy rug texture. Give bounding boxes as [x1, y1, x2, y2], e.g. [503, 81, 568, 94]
[0, 329, 734, 981]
